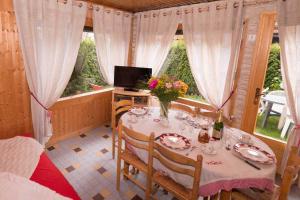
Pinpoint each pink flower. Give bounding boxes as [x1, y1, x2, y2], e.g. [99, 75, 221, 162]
[165, 82, 172, 89]
[173, 81, 181, 89]
[149, 79, 158, 90]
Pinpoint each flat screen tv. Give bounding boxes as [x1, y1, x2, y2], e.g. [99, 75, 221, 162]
[114, 66, 152, 91]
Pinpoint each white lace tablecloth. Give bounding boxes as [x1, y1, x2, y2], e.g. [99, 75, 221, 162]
[121, 107, 276, 196]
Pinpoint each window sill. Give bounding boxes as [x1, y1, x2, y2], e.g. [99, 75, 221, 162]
[176, 97, 215, 111]
[58, 87, 114, 102]
[254, 132, 287, 144]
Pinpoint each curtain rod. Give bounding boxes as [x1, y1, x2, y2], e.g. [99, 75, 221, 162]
[57, 0, 131, 12]
[58, 0, 277, 13]
[132, 0, 278, 14]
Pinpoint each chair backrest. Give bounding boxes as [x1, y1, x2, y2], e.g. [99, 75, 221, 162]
[196, 108, 233, 126]
[171, 102, 196, 117]
[287, 146, 300, 166]
[112, 99, 133, 128]
[279, 165, 300, 200]
[119, 122, 154, 151]
[278, 146, 300, 200]
[153, 143, 202, 200]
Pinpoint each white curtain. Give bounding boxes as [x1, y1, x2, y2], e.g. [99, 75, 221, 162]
[133, 8, 180, 76]
[279, 0, 300, 174]
[14, 0, 87, 144]
[182, 0, 243, 115]
[93, 6, 132, 85]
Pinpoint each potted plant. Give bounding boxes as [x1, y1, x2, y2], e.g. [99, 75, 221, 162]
[148, 75, 188, 119]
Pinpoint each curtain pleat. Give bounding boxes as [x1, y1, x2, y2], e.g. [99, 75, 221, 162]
[278, 0, 300, 174]
[182, 0, 243, 115]
[14, 0, 87, 144]
[93, 6, 132, 85]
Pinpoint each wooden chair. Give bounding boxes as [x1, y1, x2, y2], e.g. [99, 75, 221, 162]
[196, 108, 233, 126]
[171, 102, 197, 117]
[116, 121, 154, 200]
[151, 142, 203, 200]
[111, 99, 133, 159]
[232, 146, 300, 200]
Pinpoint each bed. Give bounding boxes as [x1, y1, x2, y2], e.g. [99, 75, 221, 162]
[22, 134, 80, 200]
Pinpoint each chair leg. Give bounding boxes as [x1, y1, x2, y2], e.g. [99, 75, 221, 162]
[112, 128, 115, 159]
[145, 174, 151, 200]
[281, 118, 292, 139]
[124, 162, 129, 174]
[220, 190, 231, 200]
[116, 154, 121, 191]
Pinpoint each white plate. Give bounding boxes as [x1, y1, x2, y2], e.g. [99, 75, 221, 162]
[159, 133, 191, 150]
[233, 143, 275, 164]
[238, 147, 269, 162]
[130, 108, 147, 116]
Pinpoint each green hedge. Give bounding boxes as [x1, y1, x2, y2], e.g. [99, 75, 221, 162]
[63, 38, 282, 98]
[161, 41, 282, 97]
[264, 43, 282, 91]
[62, 38, 107, 97]
[160, 40, 200, 96]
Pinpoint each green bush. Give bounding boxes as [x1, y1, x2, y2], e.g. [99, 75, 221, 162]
[264, 43, 282, 91]
[62, 37, 107, 97]
[160, 40, 200, 97]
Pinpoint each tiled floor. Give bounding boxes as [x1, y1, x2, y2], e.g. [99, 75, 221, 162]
[46, 125, 300, 200]
[46, 126, 175, 200]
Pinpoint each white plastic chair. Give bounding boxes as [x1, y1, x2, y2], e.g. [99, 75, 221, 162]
[279, 106, 294, 139]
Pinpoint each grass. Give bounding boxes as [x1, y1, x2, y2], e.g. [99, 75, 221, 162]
[255, 114, 287, 141]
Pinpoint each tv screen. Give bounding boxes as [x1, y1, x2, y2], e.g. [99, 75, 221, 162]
[114, 66, 152, 90]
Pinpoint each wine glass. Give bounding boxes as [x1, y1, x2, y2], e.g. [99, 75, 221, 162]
[222, 130, 232, 150]
[178, 121, 186, 135]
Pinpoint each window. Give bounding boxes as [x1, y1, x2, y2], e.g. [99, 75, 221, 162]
[62, 28, 108, 97]
[159, 34, 205, 102]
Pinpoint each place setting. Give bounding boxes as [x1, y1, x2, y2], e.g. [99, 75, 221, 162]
[223, 128, 276, 170]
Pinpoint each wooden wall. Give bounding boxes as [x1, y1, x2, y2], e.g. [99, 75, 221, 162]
[0, 0, 112, 144]
[0, 0, 33, 138]
[48, 89, 112, 146]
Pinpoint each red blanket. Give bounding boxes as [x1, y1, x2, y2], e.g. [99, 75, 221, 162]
[22, 133, 80, 200]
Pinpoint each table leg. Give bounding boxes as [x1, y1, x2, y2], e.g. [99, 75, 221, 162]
[220, 190, 231, 200]
[261, 102, 273, 128]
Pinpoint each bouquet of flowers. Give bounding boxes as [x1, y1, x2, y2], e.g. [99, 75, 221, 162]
[148, 75, 188, 118]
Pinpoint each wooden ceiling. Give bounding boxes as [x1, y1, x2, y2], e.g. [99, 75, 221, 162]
[85, 0, 221, 12]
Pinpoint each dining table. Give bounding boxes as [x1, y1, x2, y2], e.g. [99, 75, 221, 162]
[121, 107, 277, 197]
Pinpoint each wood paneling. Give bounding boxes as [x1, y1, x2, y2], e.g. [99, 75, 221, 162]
[85, 0, 220, 12]
[256, 134, 286, 173]
[0, 0, 33, 138]
[48, 89, 113, 146]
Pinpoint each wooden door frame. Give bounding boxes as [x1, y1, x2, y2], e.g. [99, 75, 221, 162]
[240, 12, 277, 133]
[240, 12, 288, 172]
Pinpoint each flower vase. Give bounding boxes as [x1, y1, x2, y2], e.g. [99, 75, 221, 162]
[159, 101, 170, 119]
